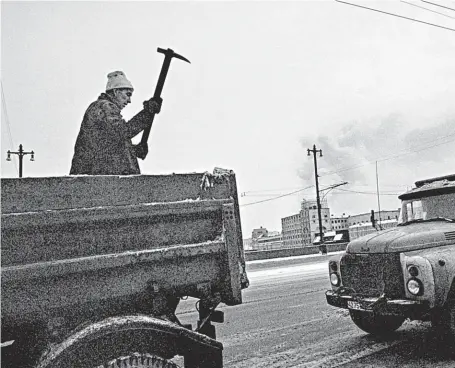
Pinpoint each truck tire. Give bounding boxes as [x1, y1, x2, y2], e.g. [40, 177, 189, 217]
[432, 282, 455, 344]
[98, 353, 179, 368]
[36, 316, 222, 368]
[35, 317, 182, 368]
[446, 303, 455, 342]
[349, 310, 404, 335]
[438, 298, 455, 343]
[37, 333, 180, 368]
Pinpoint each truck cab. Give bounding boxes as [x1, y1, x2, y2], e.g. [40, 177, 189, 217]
[326, 174, 455, 341]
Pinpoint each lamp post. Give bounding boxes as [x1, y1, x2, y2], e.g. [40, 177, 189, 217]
[320, 182, 348, 202]
[6, 144, 35, 178]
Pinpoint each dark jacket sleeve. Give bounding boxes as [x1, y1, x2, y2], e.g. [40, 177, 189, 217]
[97, 101, 152, 140]
[126, 110, 154, 139]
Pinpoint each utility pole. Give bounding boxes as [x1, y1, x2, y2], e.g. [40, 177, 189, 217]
[6, 144, 35, 178]
[307, 144, 326, 254]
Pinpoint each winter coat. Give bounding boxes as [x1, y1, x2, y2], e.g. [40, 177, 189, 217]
[70, 93, 152, 175]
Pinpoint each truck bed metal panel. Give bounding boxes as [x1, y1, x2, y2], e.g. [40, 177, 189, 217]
[1, 172, 248, 331]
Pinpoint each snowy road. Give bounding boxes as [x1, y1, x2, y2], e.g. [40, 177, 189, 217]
[177, 253, 455, 367]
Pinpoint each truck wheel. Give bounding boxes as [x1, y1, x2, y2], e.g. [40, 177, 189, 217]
[439, 300, 455, 343]
[35, 316, 222, 368]
[349, 310, 404, 335]
[98, 352, 179, 368]
[35, 318, 182, 368]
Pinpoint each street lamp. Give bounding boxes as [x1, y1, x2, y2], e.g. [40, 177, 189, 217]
[6, 144, 35, 178]
[320, 182, 348, 202]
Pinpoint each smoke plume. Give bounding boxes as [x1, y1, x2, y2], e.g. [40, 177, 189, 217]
[298, 114, 455, 212]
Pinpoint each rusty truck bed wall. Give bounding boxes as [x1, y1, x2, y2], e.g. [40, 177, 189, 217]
[1, 172, 246, 328]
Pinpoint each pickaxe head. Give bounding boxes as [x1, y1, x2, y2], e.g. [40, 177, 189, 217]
[157, 48, 191, 64]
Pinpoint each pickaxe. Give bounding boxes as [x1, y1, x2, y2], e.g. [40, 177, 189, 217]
[140, 48, 190, 146]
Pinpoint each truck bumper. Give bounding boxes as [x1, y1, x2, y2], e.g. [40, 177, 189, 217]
[325, 290, 430, 317]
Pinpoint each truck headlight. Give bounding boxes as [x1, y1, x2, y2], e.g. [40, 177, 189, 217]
[407, 278, 423, 296]
[407, 265, 419, 277]
[330, 273, 341, 287]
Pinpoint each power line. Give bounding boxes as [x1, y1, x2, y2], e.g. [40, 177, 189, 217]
[320, 135, 455, 177]
[335, 0, 455, 32]
[421, 0, 455, 12]
[337, 183, 405, 189]
[242, 132, 454, 199]
[401, 0, 455, 19]
[242, 193, 302, 197]
[379, 135, 455, 162]
[335, 188, 402, 196]
[320, 133, 455, 178]
[242, 186, 306, 195]
[240, 185, 314, 207]
[242, 194, 285, 197]
[321, 162, 368, 178]
[239, 182, 403, 207]
[241, 182, 356, 198]
[338, 187, 402, 193]
[242, 182, 352, 197]
[242, 184, 401, 198]
[1, 81, 15, 148]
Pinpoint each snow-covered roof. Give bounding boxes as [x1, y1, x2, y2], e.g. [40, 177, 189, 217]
[399, 178, 455, 201]
[334, 234, 343, 241]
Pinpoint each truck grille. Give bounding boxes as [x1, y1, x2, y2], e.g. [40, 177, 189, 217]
[340, 253, 404, 298]
[445, 231, 455, 242]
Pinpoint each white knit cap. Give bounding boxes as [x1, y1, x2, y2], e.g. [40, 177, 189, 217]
[106, 71, 134, 91]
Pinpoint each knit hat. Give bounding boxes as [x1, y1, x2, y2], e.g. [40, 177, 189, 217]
[106, 71, 134, 91]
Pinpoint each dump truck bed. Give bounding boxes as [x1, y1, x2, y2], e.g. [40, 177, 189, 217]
[1, 171, 247, 330]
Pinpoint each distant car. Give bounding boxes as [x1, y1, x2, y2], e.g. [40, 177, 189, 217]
[326, 174, 455, 341]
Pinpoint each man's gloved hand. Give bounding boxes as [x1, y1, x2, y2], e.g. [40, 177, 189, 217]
[134, 142, 149, 160]
[143, 96, 163, 115]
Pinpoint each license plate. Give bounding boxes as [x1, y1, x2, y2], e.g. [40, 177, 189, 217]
[347, 300, 364, 310]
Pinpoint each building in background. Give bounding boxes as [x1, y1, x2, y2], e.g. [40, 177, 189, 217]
[256, 231, 283, 250]
[347, 209, 400, 241]
[281, 212, 305, 248]
[252, 226, 268, 239]
[347, 210, 399, 226]
[302, 198, 332, 243]
[280, 197, 334, 248]
[244, 227, 283, 251]
[243, 205, 401, 251]
[331, 214, 349, 231]
[318, 214, 350, 244]
[280, 199, 314, 248]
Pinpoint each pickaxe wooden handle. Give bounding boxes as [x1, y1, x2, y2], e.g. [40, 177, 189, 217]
[140, 48, 190, 146]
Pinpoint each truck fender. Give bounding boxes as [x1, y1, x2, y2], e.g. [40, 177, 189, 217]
[36, 315, 223, 368]
[405, 245, 455, 307]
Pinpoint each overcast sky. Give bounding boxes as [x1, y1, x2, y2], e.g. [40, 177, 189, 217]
[2, 1, 455, 236]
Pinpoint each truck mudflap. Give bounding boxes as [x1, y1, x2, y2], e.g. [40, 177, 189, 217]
[36, 315, 223, 368]
[326, 290, 430, 318]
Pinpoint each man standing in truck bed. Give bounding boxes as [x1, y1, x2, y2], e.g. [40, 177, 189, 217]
[70, 71, 162, 175]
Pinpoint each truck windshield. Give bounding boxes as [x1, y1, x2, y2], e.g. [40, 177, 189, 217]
[399, 193, 455, 224]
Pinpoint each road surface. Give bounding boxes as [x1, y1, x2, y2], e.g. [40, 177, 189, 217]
[176, 253, 455, 367]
